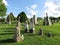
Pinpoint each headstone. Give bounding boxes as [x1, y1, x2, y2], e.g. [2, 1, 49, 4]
[29, 20, 35, 33]
[47, 32, 52, 37]
[13, 16, 24, 42]
[43, 13, 52, 25]
[18, 16, 21, 27]
[33, 15, 38, 25]
[25, 21, 29, 32]
[39, 28, 43, 36]
[5, 17, 7, 23]
[9, 15, 11, 25]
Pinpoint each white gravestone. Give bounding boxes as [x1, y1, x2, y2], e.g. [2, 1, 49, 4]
[46, 13, 52, 25]
[29, 20, 35, 33]
[25, 21, 29, 32]
[43, 13, 52, 25]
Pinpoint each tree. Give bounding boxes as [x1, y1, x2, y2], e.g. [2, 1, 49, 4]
[0, 0, 7, 17]
[37, 17, 42, 21]
[7, 13, 15, 22]
[58, 17, 60, 20]
[17, 12, 28, 23]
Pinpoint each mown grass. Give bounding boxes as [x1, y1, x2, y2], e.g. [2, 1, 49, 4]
[0, 21, 60, 45]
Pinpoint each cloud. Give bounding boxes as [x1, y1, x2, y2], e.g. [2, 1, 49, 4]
[26, 4, 39, 18]
[31, 4, 37, 9]
[2, 0, 8, 6]
[43, 0, 60, 17]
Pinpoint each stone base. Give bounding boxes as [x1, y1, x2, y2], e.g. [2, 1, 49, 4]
[13, 35, 24, 42]
[9, 22, 11, 25]
[25, 28, 29, 33]
[29, 28, 35, 33]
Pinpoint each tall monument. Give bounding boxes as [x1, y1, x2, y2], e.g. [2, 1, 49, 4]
[43, 13, 52, 25]
[33, 15, 38, 25]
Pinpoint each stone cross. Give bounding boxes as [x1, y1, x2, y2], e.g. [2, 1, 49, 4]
[13, 16, 24, 42]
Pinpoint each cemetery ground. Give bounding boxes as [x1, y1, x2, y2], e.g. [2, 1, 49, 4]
[0, 21, 60, 45]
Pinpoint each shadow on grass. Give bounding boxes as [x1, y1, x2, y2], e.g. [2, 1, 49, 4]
[0, 33, 14, 35]
[0, 28, 14, 32]
[0, 39, 15, 43]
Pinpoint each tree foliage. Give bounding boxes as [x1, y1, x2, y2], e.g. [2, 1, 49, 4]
[37, 17, 42, 21]
[17, 12, 28, 23]
[0, 0, 7, 17]
[7, 13, 15, 21]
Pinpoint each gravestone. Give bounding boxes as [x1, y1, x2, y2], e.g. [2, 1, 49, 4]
[18, 16, 21, 27]
[13, 16, 24, 42]
[33, 15, 38, 25]
[5, 17, 7, 23]
[43, 13, 52, 25]
[25, 21, 29, 32]
[47, 32, 52, 37]
[8, 15, 11, 25]
[39, 28, 43, 36]
[29, 20, 35, 33]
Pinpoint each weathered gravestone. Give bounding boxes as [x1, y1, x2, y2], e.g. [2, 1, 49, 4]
[39, 28, 43, 36]
[24, 21, 29, 32]
[13, 16, 24, 42]
[47, 32, 52, 37]
[33, 15, 38, 25]
[8, 15, 11, 25]
[29, 20, 35, 33]
[43, 13, 52, 25]
[5, 17, 7, 24]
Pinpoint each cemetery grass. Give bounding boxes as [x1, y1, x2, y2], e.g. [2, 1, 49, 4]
[0, 22, 60, 45]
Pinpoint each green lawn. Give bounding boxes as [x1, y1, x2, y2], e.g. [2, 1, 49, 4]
[0, 22, 60, 45]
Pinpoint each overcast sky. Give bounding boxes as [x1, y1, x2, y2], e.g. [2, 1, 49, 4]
[2, 0, 60, 18]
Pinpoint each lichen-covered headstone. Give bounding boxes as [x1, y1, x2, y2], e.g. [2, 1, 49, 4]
[13, 16, 24, 42]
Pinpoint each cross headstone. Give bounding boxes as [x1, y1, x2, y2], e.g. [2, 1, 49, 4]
[13, 16, 24, 42]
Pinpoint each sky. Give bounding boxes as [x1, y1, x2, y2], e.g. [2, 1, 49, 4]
[2, 0, 60, 18]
